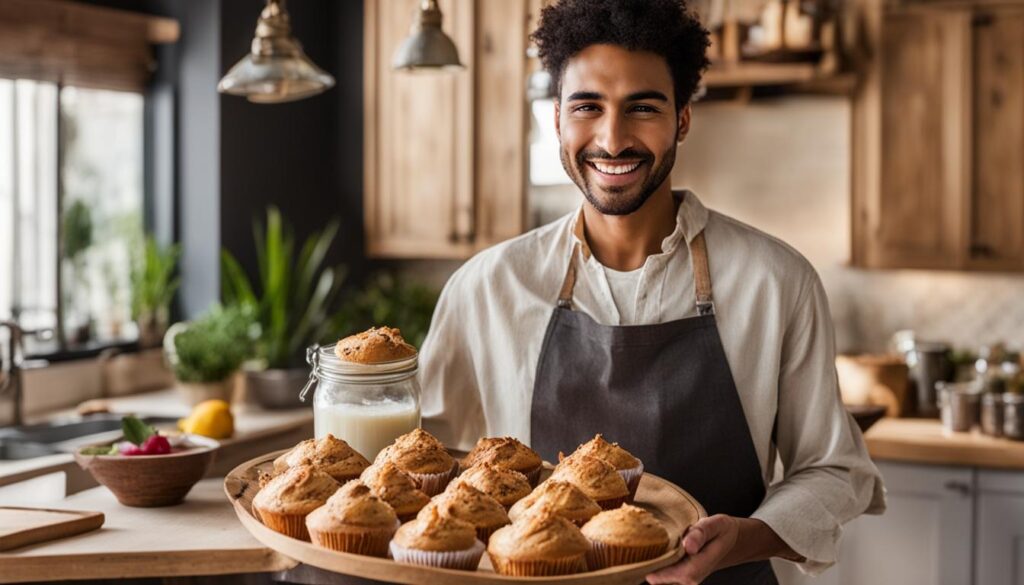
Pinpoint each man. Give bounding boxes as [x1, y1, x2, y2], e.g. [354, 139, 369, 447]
[419, 0, 885, 583]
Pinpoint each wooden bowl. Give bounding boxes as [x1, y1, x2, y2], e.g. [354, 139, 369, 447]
[75, 436, 219, 507]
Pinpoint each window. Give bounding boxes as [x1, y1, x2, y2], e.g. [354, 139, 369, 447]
[0, 79, 144, 351]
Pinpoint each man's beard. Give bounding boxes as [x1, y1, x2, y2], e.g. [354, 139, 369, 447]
[560, 142, 677, 216]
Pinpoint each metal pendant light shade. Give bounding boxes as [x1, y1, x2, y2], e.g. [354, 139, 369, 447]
[218, 0, 335, 103]
[392, 0, 464, 71]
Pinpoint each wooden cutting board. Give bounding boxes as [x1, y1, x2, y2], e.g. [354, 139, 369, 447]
[0, 507, 104, 551]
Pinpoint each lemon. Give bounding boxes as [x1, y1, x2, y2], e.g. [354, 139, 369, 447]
[178, 399, 234, 439]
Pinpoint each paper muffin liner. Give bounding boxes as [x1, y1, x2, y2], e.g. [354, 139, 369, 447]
[390, 539, 485, 571]
[307, 521, 399, 557]
[409, 464, 458, 497]
[488, 552, 588, 576]
[596, 495, 629, 510]
[475, 522, 509, 544]
[618, 463, 644, 502]
[256, 508, 311, 541]
[521, 465, 542, 487]
[586, 539, 668, 569]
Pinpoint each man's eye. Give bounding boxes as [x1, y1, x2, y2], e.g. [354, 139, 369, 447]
[630, 104, 659, 113]
[573, 104, 600, 113]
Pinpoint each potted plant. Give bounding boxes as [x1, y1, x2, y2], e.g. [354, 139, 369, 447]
[221, 207, 347, 409]
[166, 305, 255, 406]
[131, 237, 181, 348]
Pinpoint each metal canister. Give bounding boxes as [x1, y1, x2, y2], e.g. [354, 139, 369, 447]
[981, 392, 1005, 437]
[908, 342, 953, 417]
[1003, 393, 1024, 441]
[937, 380, 982, 433]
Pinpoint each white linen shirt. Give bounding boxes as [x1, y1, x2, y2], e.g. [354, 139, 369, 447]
[419, 190, 885, 574]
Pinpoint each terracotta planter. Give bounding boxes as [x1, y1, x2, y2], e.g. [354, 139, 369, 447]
[244, 368, 309, 409]
[177, 379, 234, 407]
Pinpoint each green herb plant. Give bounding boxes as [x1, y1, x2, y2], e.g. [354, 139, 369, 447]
[171, 305, 256, 383]
[221, 207, 347, 369]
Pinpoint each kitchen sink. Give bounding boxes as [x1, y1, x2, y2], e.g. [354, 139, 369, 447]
[0, 414, 179, 460]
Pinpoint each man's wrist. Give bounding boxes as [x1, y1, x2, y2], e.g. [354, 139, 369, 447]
[725, 517, 804, 568]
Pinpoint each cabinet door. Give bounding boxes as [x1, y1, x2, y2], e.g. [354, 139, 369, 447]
[775, 461, 974, 585]
[852, 7, 972, 269]
[364, 0, 476, 258]
[968, 10, 1024, 270]
[977, 470, 1024, 585]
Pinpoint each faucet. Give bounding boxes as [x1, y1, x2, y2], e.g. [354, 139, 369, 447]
[0, 321, 53, 427]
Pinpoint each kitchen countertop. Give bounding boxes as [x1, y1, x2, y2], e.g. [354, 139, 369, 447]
[864, 418, 1024, 470]
[0, 479, 297, 583]
[0, 389, 314, 490]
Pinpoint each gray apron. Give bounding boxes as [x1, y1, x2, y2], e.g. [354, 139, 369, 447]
[530, 231, 778, 585]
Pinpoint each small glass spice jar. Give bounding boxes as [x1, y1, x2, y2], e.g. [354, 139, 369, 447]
[1003, 393, 1024, 441]
[980, 392, 1006, 437]
[300, 344, 421, 461]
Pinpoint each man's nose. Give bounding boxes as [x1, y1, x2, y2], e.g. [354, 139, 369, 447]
[594, 113, 635, 157]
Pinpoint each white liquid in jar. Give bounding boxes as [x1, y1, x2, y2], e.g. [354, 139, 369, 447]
[314, 401, 421, 461]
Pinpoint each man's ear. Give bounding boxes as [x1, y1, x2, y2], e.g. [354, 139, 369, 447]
[677, 104, 691, 143]
[554, 100, 561, 139]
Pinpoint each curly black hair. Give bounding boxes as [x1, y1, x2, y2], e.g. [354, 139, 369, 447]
[531, 0, 710, 109]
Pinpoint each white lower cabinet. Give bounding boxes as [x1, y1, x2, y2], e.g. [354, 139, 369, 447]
[976, 470, 1024, 585]
[774, 461, 974, 585]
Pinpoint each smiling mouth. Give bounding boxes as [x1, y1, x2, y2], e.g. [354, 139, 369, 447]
[586, 159, 645, 178]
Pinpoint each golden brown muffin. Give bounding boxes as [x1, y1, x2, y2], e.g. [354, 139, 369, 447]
[431, 480, 511, 543]
[486, 505, 589, 576]
[334, 327, 417, 364]
[550, 454, 629, 510]
[390, 506, 485, 570]
[305, 480, 399, 557]
[462, 437, 543, 486]
[253, 465, 340, 540]
[273, 434, 371, 483]
[562, 435, 644, 500]
[581, 504, 670, 568]
[359, 460, 430, 521]
[508, 479, 601, 527]
[454, 463, 532, 509]
[374, 428, 456, 496]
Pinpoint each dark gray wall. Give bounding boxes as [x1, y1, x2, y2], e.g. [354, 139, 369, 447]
[90, 0, 367, 318]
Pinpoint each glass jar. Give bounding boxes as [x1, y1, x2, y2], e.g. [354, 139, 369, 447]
[300, 344, 421, 461]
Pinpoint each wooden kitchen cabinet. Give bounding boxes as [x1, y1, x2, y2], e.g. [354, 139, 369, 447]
[363, 0, 528, 259]
[852, 1, 1024, 271]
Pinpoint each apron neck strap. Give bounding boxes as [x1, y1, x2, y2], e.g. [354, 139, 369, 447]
[557, 231, 716, 315]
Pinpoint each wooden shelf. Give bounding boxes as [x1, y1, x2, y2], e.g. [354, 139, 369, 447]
[702, 61, 857, 96]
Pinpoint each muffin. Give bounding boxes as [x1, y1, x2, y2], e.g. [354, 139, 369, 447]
[374, 428, 457, 496]
[359, 460, 430, 522]
[430, 480, 511, 543]
[581, 504, 670, 568]
[304, 480, 399, 557]
[273, 434, 371, 484]
[462, 437, 544, 486]
[454, 463, 532, 509]
[390, 505, 485, 571]
[508, 479, 601, 527]
[253, 465, 340, 540]
[550, 455, 629, 510]
[487, 504, 589, 576]
[562, 435, 643, 500]
[334, 326, 417, 364]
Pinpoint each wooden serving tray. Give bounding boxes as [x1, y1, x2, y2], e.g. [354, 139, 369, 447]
[0, 507, 104, 551]
[224, 450, 705, 585]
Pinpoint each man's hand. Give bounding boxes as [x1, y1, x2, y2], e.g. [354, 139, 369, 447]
[646, 514, 740, 585]
[646, 515, 800, 585]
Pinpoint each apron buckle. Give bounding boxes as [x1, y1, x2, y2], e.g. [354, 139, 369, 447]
[697, 301, 716, 316]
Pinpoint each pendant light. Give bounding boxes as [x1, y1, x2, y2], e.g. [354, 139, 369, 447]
[392, 0, 464, 71]
[218, 0, 335, 104]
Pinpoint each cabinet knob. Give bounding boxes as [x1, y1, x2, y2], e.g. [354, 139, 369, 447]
[943, 480, 972, 496]
[970, 243, 996, 258]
